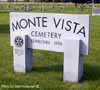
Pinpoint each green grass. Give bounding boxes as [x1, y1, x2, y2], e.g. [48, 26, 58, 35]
[0, 3, 100, 90]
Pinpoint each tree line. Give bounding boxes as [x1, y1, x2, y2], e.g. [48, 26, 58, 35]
[67, 0, 100, 3]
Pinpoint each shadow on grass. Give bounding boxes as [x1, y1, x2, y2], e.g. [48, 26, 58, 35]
[0, 24, 9, 33]
[33, 64, 63, 73]
[33, 63, 100, 81]
[84, 63, 100, 81]
[0, 11, 9, 13]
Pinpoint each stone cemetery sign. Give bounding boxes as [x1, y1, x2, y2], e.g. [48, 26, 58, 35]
[10, 12, 90, 82]
[10, 12, 89, 55]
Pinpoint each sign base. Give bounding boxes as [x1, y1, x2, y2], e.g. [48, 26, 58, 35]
[64, 38, 83, 82]
[13, 36, 32, 73]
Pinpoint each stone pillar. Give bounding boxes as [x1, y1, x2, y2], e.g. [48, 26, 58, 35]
[13, 35, 32, 73]
[64, 38, 83, 82]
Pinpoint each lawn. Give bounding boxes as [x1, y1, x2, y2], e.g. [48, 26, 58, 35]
[0, 3, 100, 90]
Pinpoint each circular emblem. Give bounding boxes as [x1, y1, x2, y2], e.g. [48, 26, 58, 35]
[14, 36, 24, 47]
